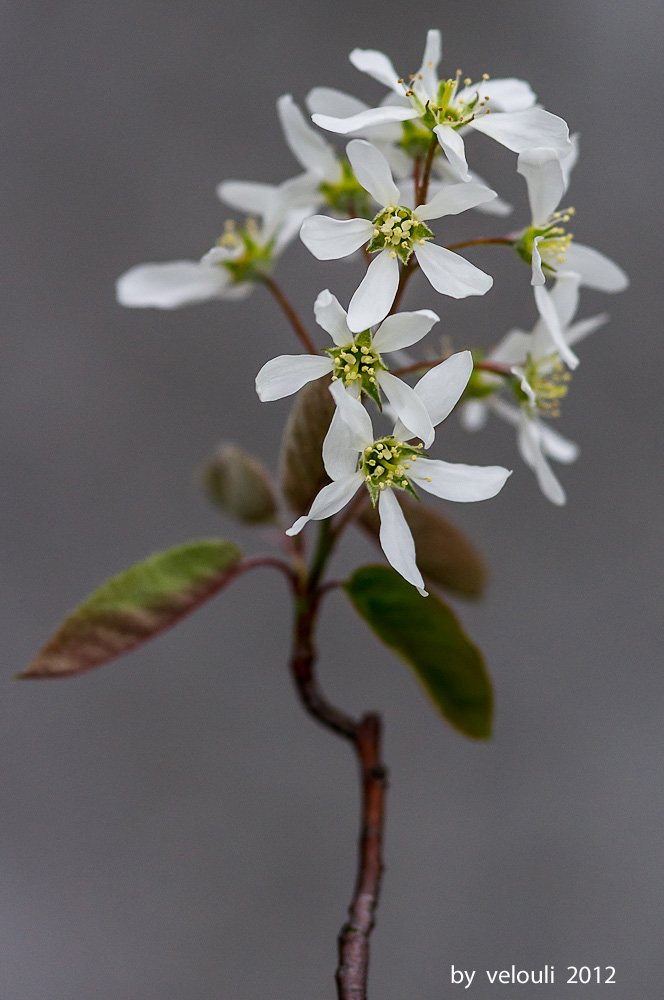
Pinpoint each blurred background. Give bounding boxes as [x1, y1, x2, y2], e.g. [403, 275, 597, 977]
[1, 1, 662, 997]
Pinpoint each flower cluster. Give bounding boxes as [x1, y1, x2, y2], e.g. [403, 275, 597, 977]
[117, 28, 628, 591]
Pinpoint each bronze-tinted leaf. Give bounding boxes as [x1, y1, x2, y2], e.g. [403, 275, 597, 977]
[344, 565, 492, 739]
[202, 442, 277, 524]
[357, 493, 487, 599]
[279, 375, 334, 516]
[19, 540, 243, 679]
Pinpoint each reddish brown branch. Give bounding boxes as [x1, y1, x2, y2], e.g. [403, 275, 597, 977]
[336, 713, 387, 1000]
[289, 579, 387, 999]
[416, 134, 438, 207]
[444, 236, 513, 252]
[262, 274, 319, 355]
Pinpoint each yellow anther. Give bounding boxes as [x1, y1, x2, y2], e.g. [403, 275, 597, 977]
[482, 73, 490, 79]
[419, 239, 425, 245]
[464, 77, 472, 85]
[426, 476, 432, 482]
[390, 251, 397, 258]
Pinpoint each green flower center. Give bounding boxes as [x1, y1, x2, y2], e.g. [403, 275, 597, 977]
[216, 219, 273, 283]
[515, 208, 575, 275]
[327, 330, 386, 405]
[514, 357, 572, 418]
[319, 159, 371, 218]
[366, 206, 434, 264]
[403, 71, 493, 132]
[359, 436, 425, 506]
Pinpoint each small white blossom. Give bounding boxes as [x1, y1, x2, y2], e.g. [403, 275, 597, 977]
[286, 353, 511, 594]
[116, 176, 312, 309]
[256, 290, 440, 445]
[515, 146, 629, 293]
[300, 139, 495, 331]
[461, 274, 608, 504]
[310, 29, 571, 182]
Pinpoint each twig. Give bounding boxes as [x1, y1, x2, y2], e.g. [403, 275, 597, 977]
[336, 712, 386, 1000]
[444, 236, 513, 252]
[262, 274, 319, 355]
[287, 518, 388, 999]
[393, 357, 512, 378]
[416, 135, 438, 207]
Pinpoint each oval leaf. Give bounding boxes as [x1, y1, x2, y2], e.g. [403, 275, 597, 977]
[19, 540, 242, 679]
[344, 565, 492, 739]
[358, 493, 487, 599]
[279, 375, 335, 516]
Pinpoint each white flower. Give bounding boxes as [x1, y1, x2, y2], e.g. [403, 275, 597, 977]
[311, 29, 571, 182]
[461, 274, 608, 503]
[515, 147, 629, 294]
[286, 352, 511, 594]
[300, 139, 495, 331]
[256, 289, 440, 444]
[116, 175, 312, 309]
[306, 86, 514, 216]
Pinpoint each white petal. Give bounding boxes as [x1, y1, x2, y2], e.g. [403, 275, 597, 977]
[329, 379, 374, 449]
[460, 400, 489, 432]
[563, 243, 629, 292]
[313, 289, 352, 346]
[415, 242, 493, 298]
[412, 350, 474, 426]
[285, 473, 364, 535]
[300, 215, 373, 260]
[533, 284, 579, 369]
[378, 489, 427, 595]
[489, 328, 532, 365]
[434, 162, 513, 215]
[376, 371, 435, 448]
[433, 125, 470, 182]
[216, 180, 277, 215]
[372, 309, 439, 353]
[376, 140, 413, 175]
[563, 313, 609, 349]
[347, 139, 400, 206]
[393, 351, 473, 440]
[560, 132, 580, 192]
[349, 47, 402, 92]
[488, 395, 521, 428]
[347, 250, 400, 332]
[306, 86, 369, 118]
[415, 29, 441, 102]
[456, 78, 535, 113]
[312, 106, 418, 136]
[255, 354, 333, 401]
[517, 147, 565, 227]
[537, 422, 579, 464]
[531, 234, 546, 286]
[517, 415, 566, 505]
[307, 88, 401, 142]
[323, 401, 362, 480]
[470, 108, 571, 158]
[273, 203, 318, 253]
[116, 261, 231, 309]
[417, 181, 497, 220]
[410, 457, 511, 502]
[548, 271, 581, 328]
[277, 94, 340, 180]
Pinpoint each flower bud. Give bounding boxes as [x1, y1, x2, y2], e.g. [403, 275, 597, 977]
[202, 443, 277, 524]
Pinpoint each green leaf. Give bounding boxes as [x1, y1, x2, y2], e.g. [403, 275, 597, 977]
[357, 493, 487, 599]
[344, 565, 492, 739]
[279, 375, 335, 516]
[19, 540, 243, 679]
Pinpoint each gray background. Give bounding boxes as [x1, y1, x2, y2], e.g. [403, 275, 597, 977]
[1, 1, 662, 997]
